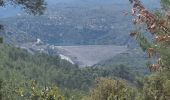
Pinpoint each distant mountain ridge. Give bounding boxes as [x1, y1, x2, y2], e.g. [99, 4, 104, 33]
[0, 0, 159, 71]
[0, 0, 160, 48]
[0, 1, 133, 46]
[0, 0, 160, 18]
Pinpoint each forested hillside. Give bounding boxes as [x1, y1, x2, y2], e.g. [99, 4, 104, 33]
[0, 44, 140, 99]
[95, 49, 149, 75]
[1, 0, 170, 100]
[1, 6, 133, 46]
[0, 0, 159, 46]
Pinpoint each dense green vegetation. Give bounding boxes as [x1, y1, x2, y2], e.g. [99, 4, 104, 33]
[84, 78, 137, 100]
[95, 49, 149, 75]
[0, 44, 139, 99]
[84, 0, 170, 99]
[1, 0, 170, 100]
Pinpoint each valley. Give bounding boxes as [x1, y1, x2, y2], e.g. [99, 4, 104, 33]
[0, 0, 157, 71]
[0, 0, 164, 99]
[18, 40, 128, 67]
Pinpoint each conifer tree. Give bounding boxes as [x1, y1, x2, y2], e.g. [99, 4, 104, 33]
[85, 78, 136, 100]
[0, 0, 46, 31]
[130, 0, 170, 99]
[0, 0, 46, 15]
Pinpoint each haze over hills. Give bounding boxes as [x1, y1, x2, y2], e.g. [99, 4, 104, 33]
[0, 0, 133, 45]
[0, 0, 160, 67]
[1, 1, 169, 99]
[0, 0, 160, 18]
[0, 0, 160, 45]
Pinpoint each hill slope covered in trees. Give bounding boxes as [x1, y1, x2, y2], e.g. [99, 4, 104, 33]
[0, 44, 143, 99]
[0, 0, 159, 46]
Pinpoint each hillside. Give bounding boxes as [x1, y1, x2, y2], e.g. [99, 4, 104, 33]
[0, 0, 157, 78]
[0, 44, 141, 91]
[18, 41, 129, 67]
[95, 49, 150, 75]
[0, 0, 164, 99]
[2, 7, 131, 45]
[0, 0, 160, 46]
[0, 1, 134, 46]
[0, 0, 155, 77]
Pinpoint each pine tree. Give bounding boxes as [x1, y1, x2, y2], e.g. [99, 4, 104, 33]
[130, 0, 170, 99]
[85, 78, 136, 100]
[0, 0, 46, 15]
[0, 0, 46, 35]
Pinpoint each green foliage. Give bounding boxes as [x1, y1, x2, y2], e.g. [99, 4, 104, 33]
[0, 79, 65, 100]
[96, 49, 149, 76]
[161, 0, 170, 10]
[0, 79, 3, 100]
[85, 78, 137, 100]
[0, 24, 3, 30]
[143, 74, 170, 100]
[136, 33, 152, 51]
[63, 89, 87, 100]
[0, 0, 46, 15]
[0, 0, 46, 34]
[1, 1, 168, 99]
[0, 44, 139, 100]
[27, 80, 64, 100]
[129, 0, 170, 99]
[0, 37, 3, 43]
